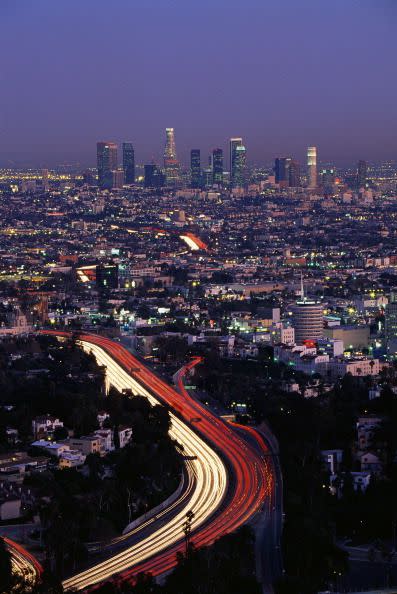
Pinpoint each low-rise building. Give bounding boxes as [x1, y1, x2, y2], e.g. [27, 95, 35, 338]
[66, 436, 103, 456]
[358, 452, 383, 475]
[331, 358, 380, 378]
[0, 483, 34, 520]
[356, 415, 383, 450]
[324, 325, 370, 350]
[32, 415, 64, 439]
[94, 429, 114, 452]
[59, 450, 86, 469]
[0, 452, 49, 482]
[330, 472, 372, 497]
[118, 426, 132, 448]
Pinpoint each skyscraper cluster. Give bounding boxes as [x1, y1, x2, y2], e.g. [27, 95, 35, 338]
[95, 133, 331, 193]
[96, 129, 250, 190]
[189, 138, 247, 190]
[273, 146, 318, 190]
[97, 142, 135, 189]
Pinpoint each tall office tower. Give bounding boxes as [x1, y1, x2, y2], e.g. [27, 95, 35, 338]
[385, 293, 397, 354]
[320, 167, 336, 193]
[232, 145, 247, 187]
[144, 163, 165, 188]
[122, 142, 135, 184]
[97, 142, 118, 188]
[288, 160, 301, 187]
[212, 148, 224, 185]
[202, 167, 213, 188]
[307, 146, 317, 189]
[163, 128, 180, 187]
[274, 157, 291, 184]
[357, 160, 367, 188]
[229, 137, 243, 186]
[190, 149, 201, 188]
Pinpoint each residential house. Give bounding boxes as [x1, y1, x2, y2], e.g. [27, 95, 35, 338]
[118, 427, 133, 449]
[32, 415, 64, 439]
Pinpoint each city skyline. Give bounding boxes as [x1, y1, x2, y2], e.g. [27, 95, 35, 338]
[2, 0, 397, 167]
[2, 2, 397, 594]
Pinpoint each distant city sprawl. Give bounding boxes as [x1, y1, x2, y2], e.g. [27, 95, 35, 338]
[1, 135, 397, 594]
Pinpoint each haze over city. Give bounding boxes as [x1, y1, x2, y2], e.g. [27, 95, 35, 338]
[1, 0, 397, 167]
[2, 2, 397, 594]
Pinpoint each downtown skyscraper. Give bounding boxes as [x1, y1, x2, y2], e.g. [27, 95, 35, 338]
[288, 159, 301, 187]
[97, 142, 118, 188]
[274, 157, 291, 185]
[357, 160, 367, 189]
[163, 128, 180, 187]
[212, 148, 224, 185]
[230, 137, 242, 184]
[190, 149, 201, 188]
[229, 138, 247, 187]
[122, 142, 135, 184]
[307, 146, 317, 189]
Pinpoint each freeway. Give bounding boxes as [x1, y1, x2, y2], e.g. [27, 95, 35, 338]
[3, 536, 43, 587]
[39, 331, 273, 591]
[175, 357, 283, 592]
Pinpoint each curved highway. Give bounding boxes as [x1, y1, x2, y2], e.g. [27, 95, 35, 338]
[3, 536, 43, 587]
[38, 332, 272, 591]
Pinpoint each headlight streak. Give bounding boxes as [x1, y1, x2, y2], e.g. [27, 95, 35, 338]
[36, 332, 272, 592]
[3, 537, 43, 586]
[62, 340, 228, 591]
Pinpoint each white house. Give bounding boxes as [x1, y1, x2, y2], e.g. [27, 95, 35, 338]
[118, 427, 133, 448]
[94, 429, 114, 452]
[330, 472, 372, 497]
[32, 415, 64, 439]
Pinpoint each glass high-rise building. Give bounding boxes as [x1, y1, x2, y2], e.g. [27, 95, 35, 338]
[190, 149, 201, 188]
[230, 137, 243, 187]
[144, 163, 165, 188]
[232, 145, 247, 187]
[212, 148, 223, 185]
[357, 160, 367, 189]
[163, 128, 180, 187]
[97, 142, 118, 188]
[320, 167, 336, 193]
[288, 160, 301, 187]
[122, 142, 135, 184]
[275, 157, 291, 184]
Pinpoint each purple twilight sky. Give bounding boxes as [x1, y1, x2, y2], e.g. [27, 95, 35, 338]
[1, 0, 397, 168]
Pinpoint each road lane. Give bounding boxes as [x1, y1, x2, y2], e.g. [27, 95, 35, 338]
[38, 332, 272, 592]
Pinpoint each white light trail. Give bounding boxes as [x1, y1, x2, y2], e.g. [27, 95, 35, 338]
[62, 341, 228, 591]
